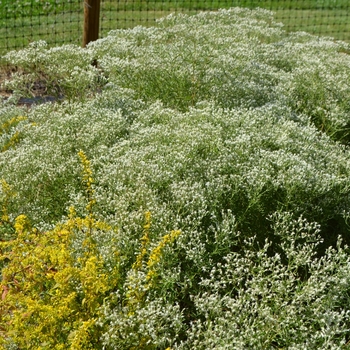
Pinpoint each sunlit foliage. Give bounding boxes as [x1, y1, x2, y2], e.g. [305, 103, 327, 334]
[1, 8, 350, 349]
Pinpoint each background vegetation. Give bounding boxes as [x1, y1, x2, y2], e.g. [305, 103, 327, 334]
[1, 7, 350, 349]
[0, 0, 349, 54]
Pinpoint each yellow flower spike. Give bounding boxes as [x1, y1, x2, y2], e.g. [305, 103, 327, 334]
[128, 221, 181, 313]
[1, 212, 9, 223]
[0, 179, 15, 223]
[0, 116, 27, 135]
[127, 217, 151, 309]
[146, 230, 181, 283]
[94, 220, 112, 231]
[0, 179, 12, 196]
[1, 131, 21, 152]
[78, 150, 96, 216]
[0, 116, 28, 152]
[68, 205, 76, 218]
[13, 214, 30, 233]
[143, 211, 151, 231]
[132, 211, 152, 271]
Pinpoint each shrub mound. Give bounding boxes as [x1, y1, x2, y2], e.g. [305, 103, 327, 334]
[1, 8, 350, 349]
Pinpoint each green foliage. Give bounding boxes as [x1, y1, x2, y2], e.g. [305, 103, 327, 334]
[1, 8, 350, 348]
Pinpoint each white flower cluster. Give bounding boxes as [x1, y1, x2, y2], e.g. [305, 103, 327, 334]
[3, 41, 102, 101]
[1, 7, 350, 348]
[180, 212, 350, 349]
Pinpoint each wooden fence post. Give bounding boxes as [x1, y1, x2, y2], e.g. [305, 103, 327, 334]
[82, 0, 101, 47]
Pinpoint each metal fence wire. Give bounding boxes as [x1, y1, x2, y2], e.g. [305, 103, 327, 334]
[0, 0, 349, 55]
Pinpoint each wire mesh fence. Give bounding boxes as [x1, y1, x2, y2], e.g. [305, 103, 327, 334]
[1, 0, 349, 55]
[0, 1, 83, 54]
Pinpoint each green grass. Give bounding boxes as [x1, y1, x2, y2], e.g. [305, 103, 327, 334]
[0, 12, 83, 52]
[0, 0, 81, 16]
[0, 0, 349, 55]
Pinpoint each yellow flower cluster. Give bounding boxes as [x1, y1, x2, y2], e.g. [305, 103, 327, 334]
[132, 211, 151, 271]
[0, 116, 27, 135]
[1, 131, 20, 152]
[146, 230, 181, 284]
[0, 179, 15, 223]
[127, 212, 181, 314]
[0, 207, 119, 349]
[13, 214, 29, 232]
[78, 150, 96, 215]
[0, 116, 28, 152]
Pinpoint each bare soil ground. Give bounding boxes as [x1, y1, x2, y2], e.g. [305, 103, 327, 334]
[0, 65, 14, 99]
[0, 65, 58, 106]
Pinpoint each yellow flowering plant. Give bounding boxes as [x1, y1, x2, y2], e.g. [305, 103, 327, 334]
[0, 151, 119, 349]
[0, 116, 28, 152]
[0, 151, 181, 349]
[0, 179, 16, 244]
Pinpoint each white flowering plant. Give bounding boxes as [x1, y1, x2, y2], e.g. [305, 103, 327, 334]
[1, 7, 350, 349]
[2, 41, 105, 101]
